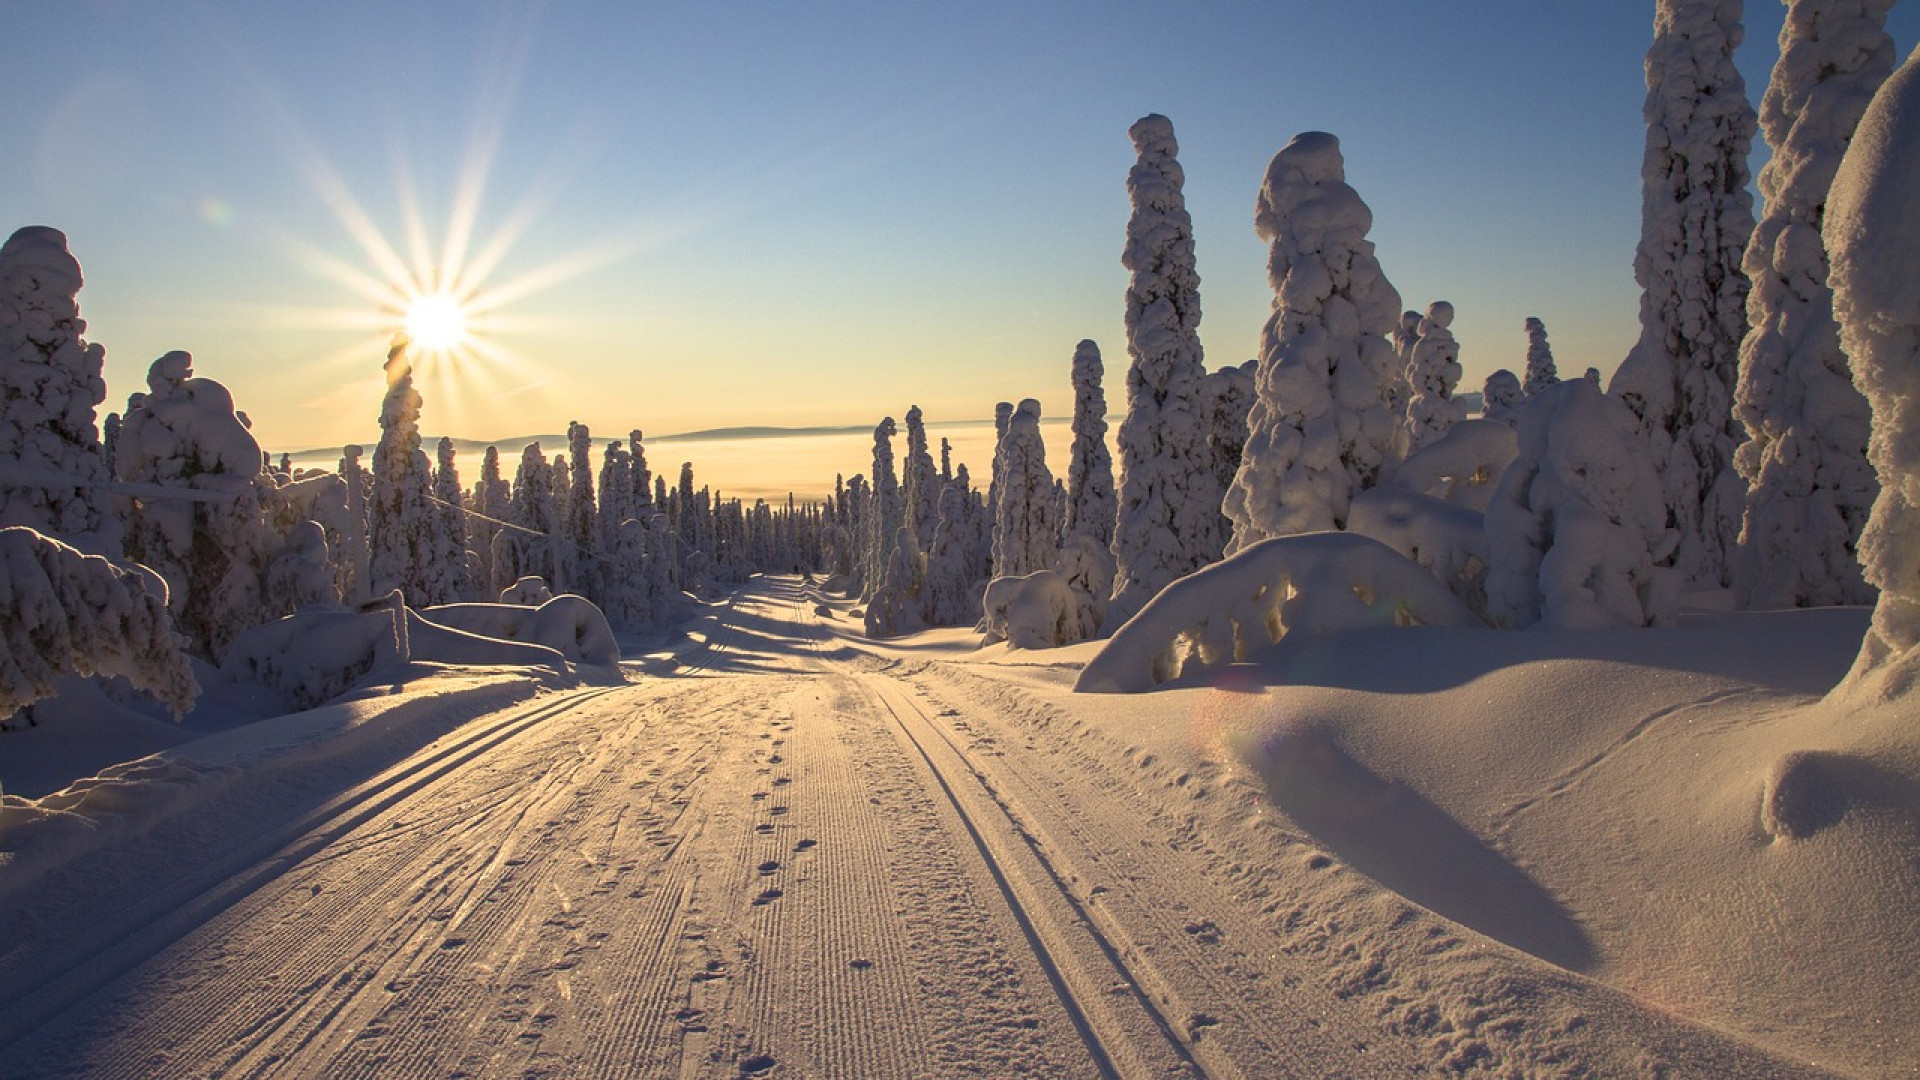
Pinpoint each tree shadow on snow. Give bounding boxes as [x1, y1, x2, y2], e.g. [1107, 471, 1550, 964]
[1249, 723, 1597, 973]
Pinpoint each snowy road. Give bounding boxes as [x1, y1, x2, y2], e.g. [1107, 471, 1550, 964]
[0, 578, 1852, 1078]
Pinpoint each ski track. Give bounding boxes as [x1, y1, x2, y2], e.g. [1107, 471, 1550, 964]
[0, 577, 1849, 1079]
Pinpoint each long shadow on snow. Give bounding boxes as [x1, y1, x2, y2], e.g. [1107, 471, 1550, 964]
[1248, 723, 1597, 973]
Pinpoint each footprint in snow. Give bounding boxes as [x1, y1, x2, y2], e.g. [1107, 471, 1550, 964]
[752, 888, 784, 906]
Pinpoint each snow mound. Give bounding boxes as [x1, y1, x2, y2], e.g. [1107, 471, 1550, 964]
[1076, 532, 1477, 693]
[981, 571, 1082, 650]
[422, 595, 622, 669]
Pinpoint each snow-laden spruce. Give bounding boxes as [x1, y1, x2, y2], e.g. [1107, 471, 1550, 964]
[1223, 131, 1405, 549]
[902, 405, 940, 553]
[117, 351, 277, 658]
[337, 445, 371, 603]
[367, 337, 448, 606]
[1826, 41, 1920, 693]
[0, 227, 121, 556]
[1404, 301, 1466, 452]
[1485, 380, 1678, 630]
[432, 437, 475, 603]
[1108, 114, 1222, 629]
[991, 399, 1060, 579]
[0, 525, 197, 717]
[1200, 360, 1254, 560]
[863, 417, 902, 605]
[1734, 0, 1893, 609]
[1062, 340, 1116, 550]
[1482, 369, 1525, 426]
[1610, 0, 1757, 589]
[1521, 317, 1558, 397]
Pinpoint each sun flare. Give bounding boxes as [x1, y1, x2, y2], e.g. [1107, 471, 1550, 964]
[403, 292, 470, 353]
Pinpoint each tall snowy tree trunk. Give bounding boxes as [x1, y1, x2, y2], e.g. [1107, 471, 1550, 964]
[1733, 0, 1892, 609]
[1610, 0, 1758, 589]
[1108, 114, 1222, 631]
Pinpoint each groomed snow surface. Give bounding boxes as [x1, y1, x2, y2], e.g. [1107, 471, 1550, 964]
[3, 576, 1914, 1078]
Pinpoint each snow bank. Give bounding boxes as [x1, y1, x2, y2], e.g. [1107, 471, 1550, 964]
[421, 595, 622, 668]
[1076, 532, 1476, 693]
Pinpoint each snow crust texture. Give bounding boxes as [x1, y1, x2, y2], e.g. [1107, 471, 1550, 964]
[1224, 131, 1404, 552]
[1734, 0, 1892, 609]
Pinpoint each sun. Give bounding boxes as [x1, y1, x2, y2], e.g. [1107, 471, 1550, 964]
[403, 292, 470, 353]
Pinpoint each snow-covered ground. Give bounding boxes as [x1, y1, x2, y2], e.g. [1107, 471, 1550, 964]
[3, 575, 1912, 1078]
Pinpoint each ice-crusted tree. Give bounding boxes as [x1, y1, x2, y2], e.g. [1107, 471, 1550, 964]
[1734, 0, 1892, 610]
[0, 226, 121, 556]
[902, 405, 940, 552]
[1224, 131, 1405, 549]
[1063, 340, 1116, 549]
[986, 400, 1013, 533]
[367, 336, 445, 605]
[1522, 316, 1559, 397]
[471, 444, 509, 596]
[1405, 301, 1466, 452]
[1610, 0, 1758, 588]
[1482, 369, 1526, 425]
[117, 351, 276, 659]
[564, 421, 597, 598]
[0, 526, 198, 717]
[1109, 114, 1222, 627]
[1826, 43, 1920, 693]
[499, 443, 556, 594]
[992, 399, 1060, 578]
[337, 444, 371, 603]
[923, 478, 979, 626]
[863, 417, 902, 604]
[1485, 380, 1678, 629]
[1200, 360, 1255, 559]
[1390, 310, 1422, 418]
[432, 437, 473, 602]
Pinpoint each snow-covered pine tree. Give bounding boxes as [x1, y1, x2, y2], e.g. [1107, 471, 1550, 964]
[863, 417, 902, 604]
[1610, 0, 1758, 589]
[0, 226, 122, 556]
[1063, 340, 1116, 549]
[1482, 370, 1526, 425]
[117, 351, 276, 658]
[501, 443, 556, 595]
[1825, 41, 1920, 691]
[1224, 131, 1405, 549]
[923, 479, 978, 626]
[1199, 360, 1254, 561]
[367, 336, 445, 606]
[472, 445, 509, 595]
[992, 399, 1060, 579]
[1734, 0, 1891, 610]
[1390, 310, 1422, 418]
[565, 421, 597, 599]
[337, 444, 371, 603]
[1522, 316, 1559, 397]
[431, 437, 474, 602]
[987, 400, 1013, 534]
[902, 405, 940, 552]
[1405, 301, 1466, 452]
[1108, 114, 1222, 628]
[1585, 367, 1603, 390]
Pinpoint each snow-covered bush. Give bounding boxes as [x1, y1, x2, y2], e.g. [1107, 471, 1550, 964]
[1109, 114, 1223, 628]
[1063, 340, 1116, 550]
[422, 595, 621, 668]
[0, 226, 121, 556]
[992, 399, 1059, 579]
[980, 570, 1082, 650]
[1734, 0, 1892, 610]
[500, 575, 553, 606]
[1484, 381, 1678, 630]
[1405, 301, 1466, 451]
[1, 526, 197, 716]
[1610, 0, 1758, 589]
[1224, 131, 1405, 551]
[1052, 533, 1112, 642]
[1386, 418, 1519, 513]
[1346, 487, 1490, 620]
[1521, 316, 1558, 397]
[221, 601, 408, 712]
[1481, 370, 1525, 426]
[264, 520, 336, 614]
[1075, 532, 1476, 694]
[1825, 41, 1920, 692]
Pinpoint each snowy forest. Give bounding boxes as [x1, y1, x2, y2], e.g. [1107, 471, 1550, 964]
[5, 1, 1920, 1076]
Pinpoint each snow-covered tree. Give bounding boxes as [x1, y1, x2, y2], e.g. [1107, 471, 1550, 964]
[1109, 114, 1223, 627]
[923, 479, 980, 626]
[1610, 0, 1758, 589]
[1825, 42, 1920, 692]
[117, 351, 275, 658]
[1485, 380, 1678, 629]
[0, 526, 197, 717]
[1390, 310, 1422, 418]
[987, 400, 1013, 532]
[993, 399, 1061, 579]
[902, 405, 940, 552]
[1585, 367, 1603, 390]
[863, 417, 902, 604]
[1482, 369, 1526, 425]
[1405, 301, 1466, 452]
[432, 437, 473, 602]
[498, 442, 556, 594]
[0, 226, 121, 556]
[1734, 0, 1892, 610]
[470, 444, 508, 596]
[367, 336, 446, 606]
[1522, 316, 1559, 397]
[1200, 360, 1255, 559]
[1224, 131, 1405, 549]
[337, 444, 371, 603]
[1063, 340, 1116, 550]
[563, 421, 597, 597]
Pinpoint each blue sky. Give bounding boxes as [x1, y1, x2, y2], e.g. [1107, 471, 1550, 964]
[9, 2, 1919, 452]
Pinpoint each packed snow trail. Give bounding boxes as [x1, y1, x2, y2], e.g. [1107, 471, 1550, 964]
[1, 578, 1849, 1078]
